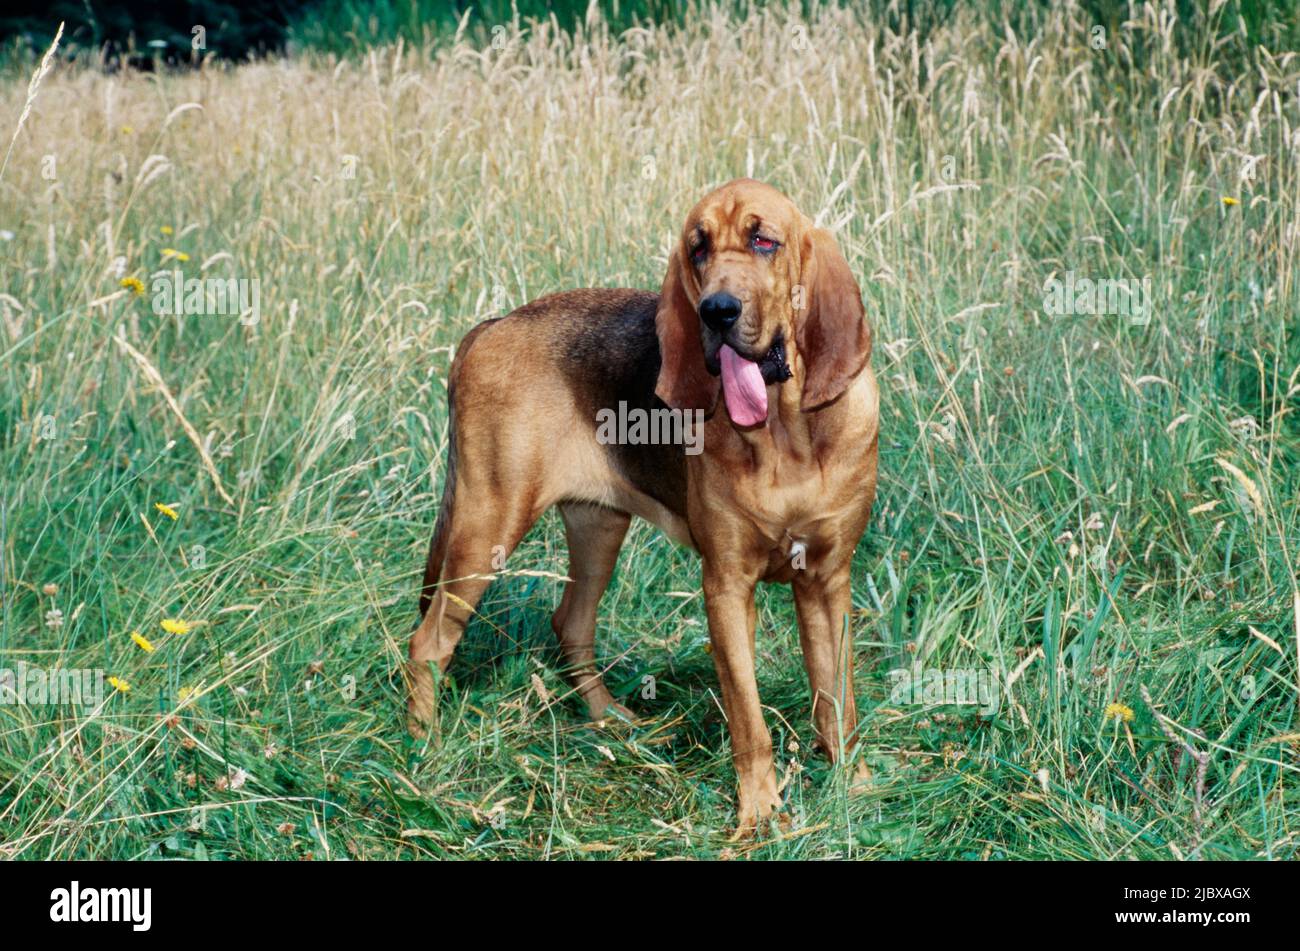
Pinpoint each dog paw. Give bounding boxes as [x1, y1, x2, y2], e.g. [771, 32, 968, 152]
[406, 693, 434, 739]
[849, 758, 873, 793]
[588, 696, 635, 726]
[729, 787, 785, 841]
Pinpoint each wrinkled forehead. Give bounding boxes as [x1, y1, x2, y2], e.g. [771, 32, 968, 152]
[685, 182, 800, 240]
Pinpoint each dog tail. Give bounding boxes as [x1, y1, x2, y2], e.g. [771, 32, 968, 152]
[416, 318, 499, 619]
[416, 428, 456, 619]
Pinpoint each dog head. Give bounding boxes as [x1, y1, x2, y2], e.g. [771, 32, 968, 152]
[654, 179, 871, 426]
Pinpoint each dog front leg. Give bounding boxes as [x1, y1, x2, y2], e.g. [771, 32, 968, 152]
[703, 568, 781, 835]
[793, 564, 868, 784]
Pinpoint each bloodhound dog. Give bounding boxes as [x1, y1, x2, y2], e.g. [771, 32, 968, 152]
[408, 179, 878, 832]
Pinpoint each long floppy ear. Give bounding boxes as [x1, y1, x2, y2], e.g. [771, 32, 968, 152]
[654, 247, 720, 412]
[797, 227, 872, 411]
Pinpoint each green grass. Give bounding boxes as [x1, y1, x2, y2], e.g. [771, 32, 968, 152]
[0, 0, 1297, 859]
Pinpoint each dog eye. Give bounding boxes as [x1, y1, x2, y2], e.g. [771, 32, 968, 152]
[752, 235, 778, 253]
[691, 245, 708, 265]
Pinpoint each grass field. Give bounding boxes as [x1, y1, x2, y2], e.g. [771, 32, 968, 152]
[1, 0, 1298, 859]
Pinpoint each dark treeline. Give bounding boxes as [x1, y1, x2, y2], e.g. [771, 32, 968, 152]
[1, 1, 295, 60]
[1, 1, 1295, 64]
[0, 0, 697, 61]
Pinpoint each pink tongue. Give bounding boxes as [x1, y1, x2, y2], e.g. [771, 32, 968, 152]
[719, 344, 768, 426]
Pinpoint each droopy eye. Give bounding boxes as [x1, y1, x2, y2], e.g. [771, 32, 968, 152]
[690, 243, 708, 265]
[752, 235, 778, 253]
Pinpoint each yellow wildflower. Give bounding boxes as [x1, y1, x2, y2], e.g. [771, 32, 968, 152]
[108, 676, 131, 693]
[130, 631, 155, 653]
[161, 618, 191, 635]
[154, 502, 179, 520]
[1103, 702, 1134, 723]
[1221, 196, 1238, 207]
[120, 125, 134, 135]
[160, 225, 173, 235]
[120, 276, 145, 296]
[160, 248, 190, 263]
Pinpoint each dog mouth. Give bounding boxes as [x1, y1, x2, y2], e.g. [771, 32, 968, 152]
[704, 334, 792, 427]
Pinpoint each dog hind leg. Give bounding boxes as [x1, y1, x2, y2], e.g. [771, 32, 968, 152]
[407, 473, 542, 735]
[552, 501, 632, 720]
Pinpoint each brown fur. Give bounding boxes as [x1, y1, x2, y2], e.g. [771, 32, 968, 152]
[407, 180, 879, 833]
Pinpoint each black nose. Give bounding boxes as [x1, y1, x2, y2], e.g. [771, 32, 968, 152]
[699, 292, 742, 332]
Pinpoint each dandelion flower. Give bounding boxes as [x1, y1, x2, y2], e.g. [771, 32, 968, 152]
[1103, 702, 1134, 723]
[1221, 196, 1238, 207]
[161, 618, 191, 635]
[120, 125, 134, 135]
[154, 502, 179, 520]
[160, 225, 173, 235]
[178, 685, 197, 702]
[160, 248, 190, 263]
[109, 676, 131, 693]
[120, 276, 145, 296]
[130, 631, 155, 653]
